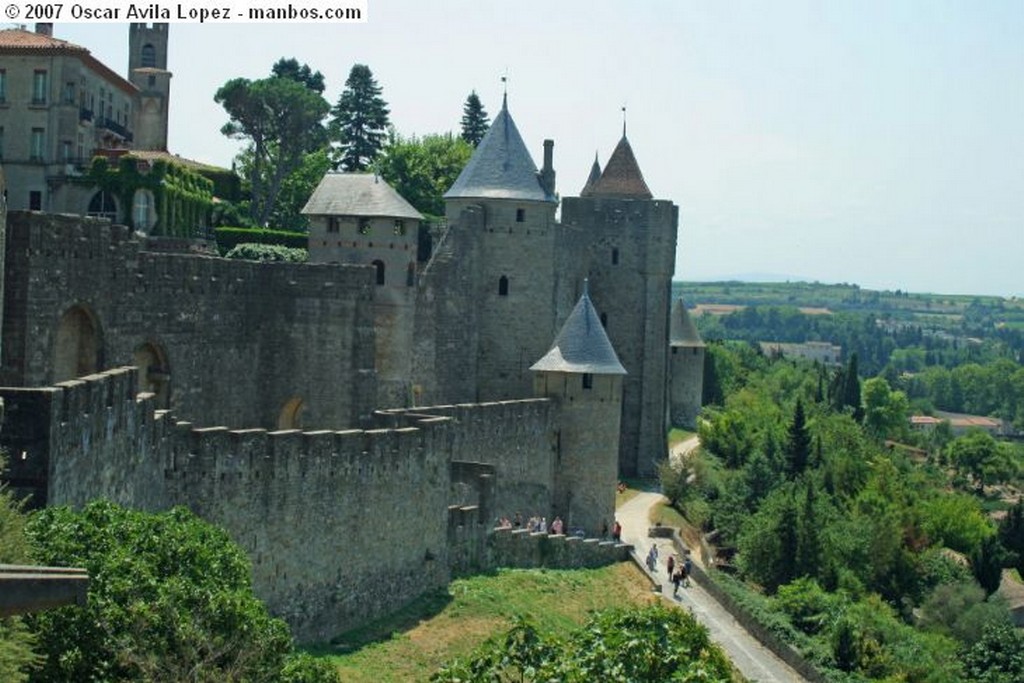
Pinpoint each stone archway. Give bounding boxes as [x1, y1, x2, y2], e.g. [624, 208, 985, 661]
[133, 341, 171, 408]
[54, 305, 102, 382]
[277, 397, 305, 430]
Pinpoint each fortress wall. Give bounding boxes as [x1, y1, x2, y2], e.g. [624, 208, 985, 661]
[0, 366, 172, 510]
[1, 212, 377, 430]
[169, 421, 452, 643]
[378, 398, 556, 523]
[560, 197, 677, 477]
[413, 207, 483, 406]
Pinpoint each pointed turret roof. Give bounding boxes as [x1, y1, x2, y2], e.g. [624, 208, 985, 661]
[580, 153, 602, 197]
[531, 282, 627, 375]
[588, 135, 652, 199]
[444, 95, 556, 203]
[670, 298, 705, 347]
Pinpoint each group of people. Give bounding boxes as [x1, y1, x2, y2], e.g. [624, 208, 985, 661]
[666, 553, 693, 597]
[496, 512, 565, 536]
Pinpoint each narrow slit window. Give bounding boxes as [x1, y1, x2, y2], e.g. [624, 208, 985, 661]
[372, 260, 385, 286]
[498, 275, 509, 296]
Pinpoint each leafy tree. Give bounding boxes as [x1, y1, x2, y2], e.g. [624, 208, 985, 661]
[999, 498, 1024, 576]
[784, 398, 811, 477]
[330, 64, 390, 171]
[919, 492, 994, 556]
[376, 132, 473, 218]
[918, 581, 1011, 644]
[432, 604, 732, 682]
[216, 75, 329, 227]
[271, 57, 326, 93]
[0, 456, 40, 683]
[23, 501, 335, 683]
[862, 376, 910, 439]
[961, 622, 1024, 683]
[459, 91, 489, 146]
[947, 430, 1019, 492]
[265, 147, 332, 230]
[775, 577, 844, 635]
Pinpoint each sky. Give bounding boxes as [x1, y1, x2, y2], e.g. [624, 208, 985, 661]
[22, 0, 1024, 298]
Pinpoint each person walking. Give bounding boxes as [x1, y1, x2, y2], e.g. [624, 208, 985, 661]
[683, 555, 693, 587]
[672, 567, 683, 597]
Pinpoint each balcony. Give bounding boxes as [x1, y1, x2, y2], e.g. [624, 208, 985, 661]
[96, 117, 133, 143]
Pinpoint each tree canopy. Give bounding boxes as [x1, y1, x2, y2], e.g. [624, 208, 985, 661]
[459, 91, 489, 146]
[376, 132, 473, 219]
[23, 501, 337, 683]
[215, 73, 329, 227]
[330, 64, 390, 172]
[271, 56, 326, 93]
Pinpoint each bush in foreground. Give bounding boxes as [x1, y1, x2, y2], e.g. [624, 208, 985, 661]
[25, 501, 336, 683]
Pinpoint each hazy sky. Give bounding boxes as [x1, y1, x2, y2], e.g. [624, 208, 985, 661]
[36, 0, 1024, 297]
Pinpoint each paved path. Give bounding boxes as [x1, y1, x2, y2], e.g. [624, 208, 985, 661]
[617, 485, 808, 682]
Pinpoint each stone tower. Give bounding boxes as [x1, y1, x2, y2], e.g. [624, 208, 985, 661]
[442, 95, 559, 401]
[532, 281, 625, 535]
[128, 23, 171, 151]
[669, 298, 704, 429]
[560, 132, 678, 477]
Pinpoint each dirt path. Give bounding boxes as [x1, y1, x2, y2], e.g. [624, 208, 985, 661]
[617, 490, 809, 683]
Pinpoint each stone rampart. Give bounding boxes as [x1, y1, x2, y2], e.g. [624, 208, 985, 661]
[487, 528, 631, 569]
[1, 211, 377, 430]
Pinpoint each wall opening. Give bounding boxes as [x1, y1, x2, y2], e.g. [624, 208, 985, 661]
[87, 190, 118, 222]
[406, 262, 415, 287]
[582, 373, 593, 390]
[498, 275, 509, 297]
[277, 398, 305, 430]
[133, 341, 170, 408]
[611, 248, 619, 265]
[515, 208, 525, 223]
[54, 305, 102, 382]
[372, 259, 385, 286]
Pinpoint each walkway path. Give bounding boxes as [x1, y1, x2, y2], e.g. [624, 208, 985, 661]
[617, 440, 808, 682]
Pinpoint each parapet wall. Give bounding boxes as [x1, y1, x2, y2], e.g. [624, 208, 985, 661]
[377, 398, 556, 522]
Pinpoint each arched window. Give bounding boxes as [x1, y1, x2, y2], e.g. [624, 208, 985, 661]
[87, 191, 118, 222]
[54, 305, 102, 382]
[498, 275, 509, 296]
[133, 341, 170, 408]
[277, 398, 304, 430]
[141, 44, 157, 68]
[372, 259, 385, 286]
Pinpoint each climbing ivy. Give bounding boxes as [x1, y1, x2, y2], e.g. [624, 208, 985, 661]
[88, 156, 215, 238]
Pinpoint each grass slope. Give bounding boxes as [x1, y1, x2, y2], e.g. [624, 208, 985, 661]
[317, 563, 656, 682]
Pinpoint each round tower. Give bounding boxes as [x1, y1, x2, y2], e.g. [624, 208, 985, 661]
[531, 281, 625, 536]
[669, 298, 704, 428]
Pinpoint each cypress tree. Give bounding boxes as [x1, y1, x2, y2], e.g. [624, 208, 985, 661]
[460, 91, 489, 146]
[785, 399, 811, 477]
[330, 64, 391, 171]
[845, 353, 864, 422]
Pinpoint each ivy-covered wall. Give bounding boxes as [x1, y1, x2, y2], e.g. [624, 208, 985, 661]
[88, 156, 215, 238]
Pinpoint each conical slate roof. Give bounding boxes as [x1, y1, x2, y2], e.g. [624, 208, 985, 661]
[580, 153, 602, 197]
[302, 173, 423, 220]
[670, 298, 705, 347]
[531, 282, 627, 375]
[588, 135, 652, 199]
[444, 96, 556, 203]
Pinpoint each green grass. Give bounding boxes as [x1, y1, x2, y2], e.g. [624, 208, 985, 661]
[313, 563, 657, 682]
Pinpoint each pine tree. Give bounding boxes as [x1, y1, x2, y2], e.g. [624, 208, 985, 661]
[330, 64, 390, 172]
[460, 91, 489, 146]
[845, 353, 864, 422]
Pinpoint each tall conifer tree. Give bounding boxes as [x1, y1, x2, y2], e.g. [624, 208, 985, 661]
[330, 64, 390, 171]
[460, 91, 489, 146]
[785, 399, 811, 477]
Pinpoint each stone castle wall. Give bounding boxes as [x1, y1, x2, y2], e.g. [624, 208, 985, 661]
[1, 212, 377, 431]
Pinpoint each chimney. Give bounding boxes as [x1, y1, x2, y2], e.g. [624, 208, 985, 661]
[540, 139, 556, 197]
[35, 23, 53, 36]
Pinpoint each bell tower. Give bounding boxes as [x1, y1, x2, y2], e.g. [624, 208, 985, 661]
[128, 24, 171, 151]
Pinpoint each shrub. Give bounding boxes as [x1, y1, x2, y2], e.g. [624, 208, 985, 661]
[225, 242, 308, 262]
[214, 226, 308, 254]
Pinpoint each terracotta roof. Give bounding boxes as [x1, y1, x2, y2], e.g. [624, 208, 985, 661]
[580, 153, 602, 197]
[444, 95, 556, 203]
[0, 28, 137, 95]
[588, 135, 652, 199]
[531, 281, 626, 375]
[302, 173, 423, 220]
[670, 298, 704, 347]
